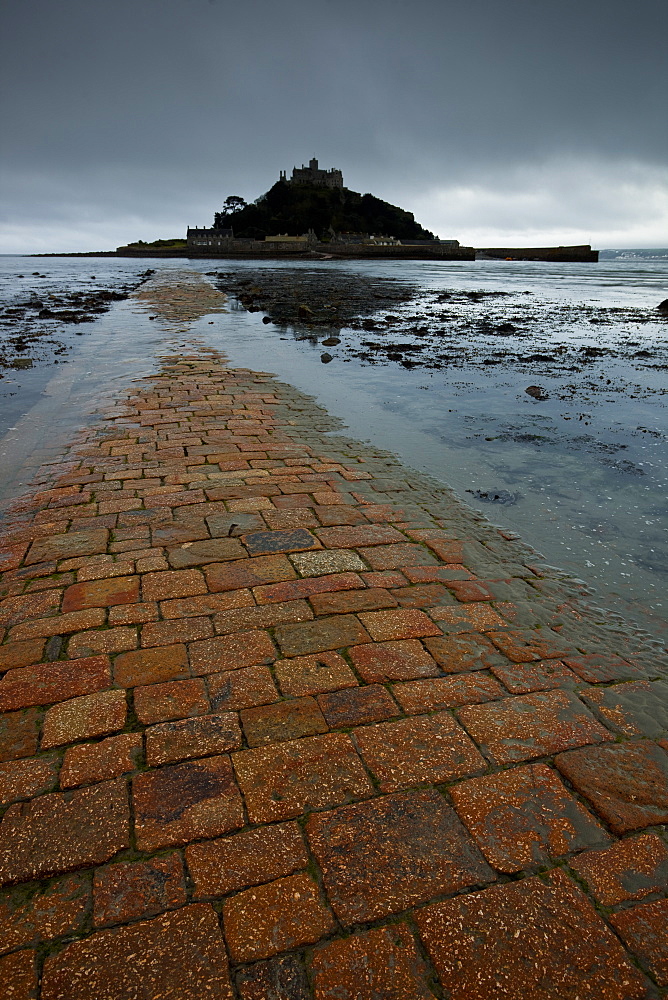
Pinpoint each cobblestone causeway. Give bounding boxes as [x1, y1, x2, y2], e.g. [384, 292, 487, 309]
[1, 342, 667, 998]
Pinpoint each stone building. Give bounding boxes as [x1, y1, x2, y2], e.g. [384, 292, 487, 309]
[279, 158, 343, 189]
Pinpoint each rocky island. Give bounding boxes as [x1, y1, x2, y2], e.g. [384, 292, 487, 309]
[114, 158, 598, 263]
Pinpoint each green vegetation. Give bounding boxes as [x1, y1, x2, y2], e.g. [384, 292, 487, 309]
[213, 181, 434, 240]
[122, 238, 187, 249]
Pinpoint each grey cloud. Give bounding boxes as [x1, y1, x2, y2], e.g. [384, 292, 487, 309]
[1, 0, 666, 250]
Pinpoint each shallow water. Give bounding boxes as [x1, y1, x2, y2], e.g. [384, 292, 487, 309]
[0, 254, 666, 643]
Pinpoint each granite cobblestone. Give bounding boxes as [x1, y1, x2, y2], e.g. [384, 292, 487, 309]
[0, 342, 666, 997]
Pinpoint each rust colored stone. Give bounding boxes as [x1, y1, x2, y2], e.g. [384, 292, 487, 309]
[318, 684, 399, 728]
[233, 732, 373, 823]
[60, 733, 142, 788]
[108, 601, 159, 625]
[428, 602, 507, 633]
[362, 570, 407, 588]
[62, 576, 139, 613]
[0, 656, 111, 712]
[133, 677, 209, 725]
[458, 689, 612, 765]
[582, 680, 668, 739]
[563, 653, 646, 683]
[309, 587, 397, 616]
[0, 638, 45, 672]
[487, 628, 572, 662]
[403, 565, 474, 583]
[0, 949, 37, 998]
[145, 489, 205, 507]
[67, 625, 138, 658]
[274, 651, 357, 696]
[113, 643, 189, 686]
[415, 869, 649, 1000]
[241, 697, 328, 746]
[0, 590, 60, 629]
[253, 572, 362, 605]
[451, 763, 611, 873]
[355, 712, 487, 791]
[0, 707, 41, 763]
[160, 588, 254, 618]
[355, 612, 442, 647]
[263, 508, 319, 529]
[611, 899, 668, 986]
[490, 658, 578, 693]
[570, 832, 668, 905]
[0, 873, 88, 954]
[207, 664, 278, 711]
[0, 755, 59, 804]
[447, 579, 496, 601]
[26, 527, 108, 566]
[307, 789, 494, 924]
[274, 614, 371, 656]
[187, 821, 308, 897]
[167, 536, 247, 567]
[140, 615, 214, 646]
[213, 598, 313, 635]
[315, 524, 405, 547]
[272, 494, 317, 510]
[555, 741, 668, 833]
[145, 712, 242, 766]
[358, 543, 439, 570]
[311, 924, 436, 1000]
[189, 630, 276, 675]
[93, 853, 186, 926]
[424, 633, 505, 672]
[392, 672, 504, 713]
[77, 559, 135, 582]
[348, 639, 440, 683]
[225, 497, 275, 512]
[41, 903, 233, 1000]
[235, 955, 310, 1000]
[390, 582, 452, 607]
[423, 537, 464, 562]
[222, 872, 335, 962]
[141, 568, 207, 601]
[0, 779, 129, 885]
[205, 553, 296, 592]
[133, 755, 243, 850]
[9, 606, 106, 642]
[0, 542, 28, 572]
[41, 689, 127, 747]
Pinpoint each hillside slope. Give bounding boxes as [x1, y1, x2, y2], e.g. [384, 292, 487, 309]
[214, 181, 435, 240]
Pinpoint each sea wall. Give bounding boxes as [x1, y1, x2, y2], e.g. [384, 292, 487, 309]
[478, 245, 599, 262]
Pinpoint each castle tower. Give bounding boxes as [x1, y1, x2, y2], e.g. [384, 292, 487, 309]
[282, 158, 343, 189]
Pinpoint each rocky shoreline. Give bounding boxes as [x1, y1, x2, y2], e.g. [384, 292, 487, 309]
[0, 271, 154, 379]
[208, 266, 668, 393]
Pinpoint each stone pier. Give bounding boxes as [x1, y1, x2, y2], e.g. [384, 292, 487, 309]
[0, 343, 667, 998]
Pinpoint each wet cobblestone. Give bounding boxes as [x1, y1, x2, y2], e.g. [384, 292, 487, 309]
[0, 324, 667, 996]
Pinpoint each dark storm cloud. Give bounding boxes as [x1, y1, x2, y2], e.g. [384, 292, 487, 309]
[1, 0, 666, 249]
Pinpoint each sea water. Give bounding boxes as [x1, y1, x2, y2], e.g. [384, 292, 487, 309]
[0, 254, 666, 641]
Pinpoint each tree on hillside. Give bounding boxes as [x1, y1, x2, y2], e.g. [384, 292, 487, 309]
[224, 195, 247, 212]
[213, 196, 248, 229]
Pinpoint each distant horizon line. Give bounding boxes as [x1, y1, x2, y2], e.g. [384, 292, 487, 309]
[2, 246, 668, 256]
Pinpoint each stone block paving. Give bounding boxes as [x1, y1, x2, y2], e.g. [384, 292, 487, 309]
[1, 348, 667, 998]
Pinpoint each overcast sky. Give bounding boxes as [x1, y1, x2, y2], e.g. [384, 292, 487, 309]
[1, 0, 666, 251]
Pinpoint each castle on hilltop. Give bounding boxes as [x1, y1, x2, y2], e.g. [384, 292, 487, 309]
[279, 158, 343, 189]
